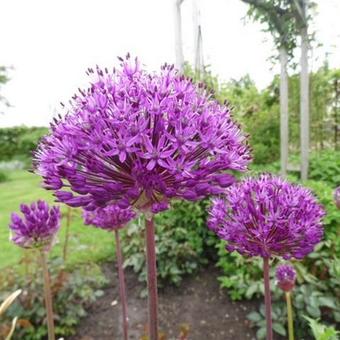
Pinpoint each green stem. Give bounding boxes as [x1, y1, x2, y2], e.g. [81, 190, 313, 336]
[286, 291, 294, 340]
[40, 251, 55, 340]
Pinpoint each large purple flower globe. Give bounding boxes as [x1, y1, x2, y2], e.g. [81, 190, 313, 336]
[9, 200, 61, 250]
[208, 174, 325, 259]
[83, 205, 136, 231]
[34, 55, 251, 212]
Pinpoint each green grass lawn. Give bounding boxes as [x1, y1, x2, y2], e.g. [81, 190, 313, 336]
[0, 170, 116, 269]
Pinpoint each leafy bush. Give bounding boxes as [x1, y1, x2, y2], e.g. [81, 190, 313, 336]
[309, 150, 340, 187]
[0, 127, 47, 162]
[0, 170, 8, 183]
[304, 316, 340, 340]
[121, 200, 217, 292]
[0, 254, 107, 339]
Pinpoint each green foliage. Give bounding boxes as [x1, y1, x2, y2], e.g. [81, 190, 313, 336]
[0, 170, 8, 183]
[122, 200, 217, 291]
[0, 66, 10, 110]
[0, 255, 107, 340]
[308, 150, 340, 187]
[243, 0, 298, 54]
[247, 303, 287, 339]
[216, 243, 263, 301]
[185, 62, 340, 164]
[0, 127, 48, 163]
[304, 316, 340, 340]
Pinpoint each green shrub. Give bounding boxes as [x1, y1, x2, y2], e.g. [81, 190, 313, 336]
[0, 170, 8, 182]
[121, 200, 217, 291]
[304, 316, 340, 340]
[309, 150, 340, 187]
[0, 255, 107, 339]
[0, 127, 48, 162]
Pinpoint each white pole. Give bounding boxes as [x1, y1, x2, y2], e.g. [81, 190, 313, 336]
[300, 0, 309, 181]
[174, 0, 185, 72]
[193, 0, 204, 77]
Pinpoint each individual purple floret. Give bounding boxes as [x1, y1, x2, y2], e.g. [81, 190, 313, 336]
[335, 187, 340, 209]
[34, 54, 251, 213]
[208, 174, 325, 259]
[276, 264, 297, 292]
[9, 200, 61, 250]
[83, 205, 136, 231]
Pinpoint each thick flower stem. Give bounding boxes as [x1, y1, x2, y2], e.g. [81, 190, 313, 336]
[40, 251, 55, 340]
[285, 292, 294, 340]
[114, 229, 129, 340]
[145, 215, 159, 340]
[63, 207, 72, 262]
[263, 257, 273, 340]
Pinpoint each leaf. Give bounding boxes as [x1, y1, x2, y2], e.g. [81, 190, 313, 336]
[256, 327, 267, 339]
[318, 296, 337, 309]
[273, 322, 287, 336]
[307, 305, 321, 318]
[247, 311, 262, 322]
[0, 290, 22, 316]
[246, 283, 259, 298]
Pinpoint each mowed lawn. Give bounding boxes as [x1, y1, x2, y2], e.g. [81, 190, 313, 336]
[0, 170, 115, 269]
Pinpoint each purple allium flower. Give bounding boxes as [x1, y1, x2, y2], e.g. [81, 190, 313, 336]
[208, 174, 325, 259]
[276, 264, 296, 292]
[34, 55, 251, 213]
[9, 200, 61, 250]
[83, 205, 136, 231]
[335, 187, 340, 209]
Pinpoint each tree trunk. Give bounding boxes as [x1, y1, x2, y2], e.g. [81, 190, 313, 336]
[300, 24, 309, 181]
[174, 0, 184, 73]
[280, 47, 289, 177]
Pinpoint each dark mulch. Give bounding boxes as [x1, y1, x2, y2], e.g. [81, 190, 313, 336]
[71, 263, 259, 340]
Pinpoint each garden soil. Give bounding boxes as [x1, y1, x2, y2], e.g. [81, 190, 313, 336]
[71, 264, 260, 340]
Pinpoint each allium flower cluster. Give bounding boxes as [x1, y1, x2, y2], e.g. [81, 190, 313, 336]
[334, 187, 340, 209]
[9, 200, 61, 250]
[34, 55, 251, 212]
[208, 174, 325, 259]
[83, 205, 136, 231]
[276, 264, 296, 292]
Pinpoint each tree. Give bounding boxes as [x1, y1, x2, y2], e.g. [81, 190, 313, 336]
[0, 66, 10, 113]
[241, 0, 297, 177]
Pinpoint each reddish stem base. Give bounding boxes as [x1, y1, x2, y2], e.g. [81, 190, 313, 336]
[114, 229, 129, 340]
[145, 215, 159, 340]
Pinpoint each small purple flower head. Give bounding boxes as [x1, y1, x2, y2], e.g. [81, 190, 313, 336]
[34, 55, 251, 213]
[9, 200, 61, 250]
[334, 187, 340, 209]
[276, 264, 297, 292]
[83, 205, 136, 231]
[208, 174, 325, 259]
